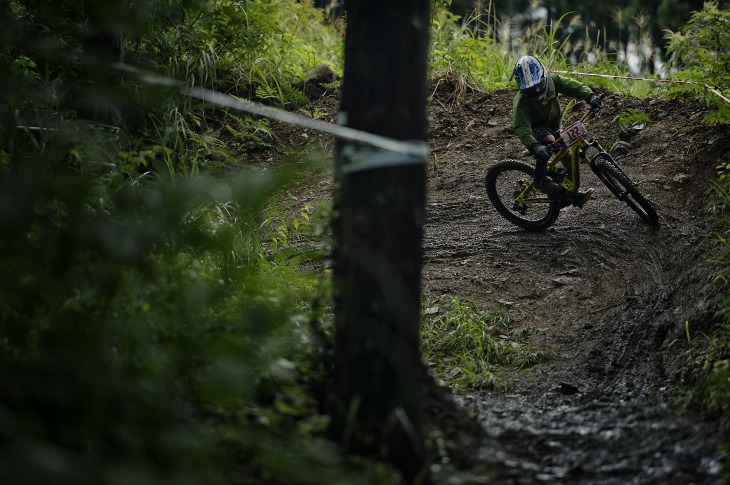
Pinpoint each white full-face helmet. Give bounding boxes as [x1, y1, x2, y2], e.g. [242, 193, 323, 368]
[512, 55, 549, 102]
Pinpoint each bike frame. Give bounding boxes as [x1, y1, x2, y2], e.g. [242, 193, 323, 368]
[485, 100, 659, 228]
[515, 109, 597, 206]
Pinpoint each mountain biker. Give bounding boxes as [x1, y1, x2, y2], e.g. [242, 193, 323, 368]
[510, 55, 602, 207]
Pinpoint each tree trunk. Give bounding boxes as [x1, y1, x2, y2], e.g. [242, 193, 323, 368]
[328, 0, 431, 483]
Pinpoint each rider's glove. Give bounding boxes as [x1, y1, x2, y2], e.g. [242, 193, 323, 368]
[589, 95, 602, 110]
[532, 144, 551, 164]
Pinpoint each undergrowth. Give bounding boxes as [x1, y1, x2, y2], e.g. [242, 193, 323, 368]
[678, 174, 730, 421]
[421, 296, 551, 393]
[670, 5, 730, 436]
[0, 137, 399, 482]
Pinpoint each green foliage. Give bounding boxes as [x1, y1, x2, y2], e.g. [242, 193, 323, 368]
[524, 11, 576, 67]
[678, 324, 730, 430]
[1, 0, 344, 181]
[717, 159, 730, 182]
[0, 0, 362, 473]
[427, 2, 660, 100]
[664, 1, 730, 124]
[222, 112, 274, 151]
[429, 5, 509, 92]
[617, 107, 651, 133]
[129, 0, 277, 85]
[421, 296, 551, 393]
[0, 133, 401, 482]
[124, 0, 342, 174]
[126, 0, 342, 93]
[709, 178, 730, 300]
[0, 1, 359, 465]
[253, 73, 311, 110]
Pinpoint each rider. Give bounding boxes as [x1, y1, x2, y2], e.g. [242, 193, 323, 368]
[510, 55, 602, 207]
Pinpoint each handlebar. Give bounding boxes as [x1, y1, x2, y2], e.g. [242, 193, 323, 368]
[578, 108, 594, 124]
[545, 95, 603, 150]
[582, 94, 604, 121]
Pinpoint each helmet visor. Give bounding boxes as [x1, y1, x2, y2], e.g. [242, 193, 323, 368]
[523, 76, 547, 99]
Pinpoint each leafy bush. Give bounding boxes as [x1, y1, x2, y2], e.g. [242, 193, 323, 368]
[663, 1, 730, 124]
[119, 0, 342, 174]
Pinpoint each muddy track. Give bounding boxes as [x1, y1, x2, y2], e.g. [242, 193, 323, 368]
[425, 178, 724, 482]
[255, 86, 729, 482]
[423, 173, 704, 400]
[422, 87, 728, 482]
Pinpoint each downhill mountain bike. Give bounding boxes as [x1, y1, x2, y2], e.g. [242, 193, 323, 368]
[485, 103, 659, 231]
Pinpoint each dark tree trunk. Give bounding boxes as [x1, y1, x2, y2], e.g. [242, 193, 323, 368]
[328, 0, 431, 483]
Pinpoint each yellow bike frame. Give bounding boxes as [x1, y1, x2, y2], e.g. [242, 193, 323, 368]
[516, 108, 596, 206]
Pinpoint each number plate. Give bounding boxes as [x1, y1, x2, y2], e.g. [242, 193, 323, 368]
[560, 120, 587, 146]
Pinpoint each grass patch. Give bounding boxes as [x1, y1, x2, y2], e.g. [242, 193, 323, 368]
[421, 296, 551, 393]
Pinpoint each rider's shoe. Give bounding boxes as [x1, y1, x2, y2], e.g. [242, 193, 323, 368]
[573, 187, 595, 208]
[533, 176, 560, 194]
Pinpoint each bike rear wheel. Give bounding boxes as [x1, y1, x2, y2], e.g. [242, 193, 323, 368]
[591, 156, 659, 225]
[485, 159, 560, 231]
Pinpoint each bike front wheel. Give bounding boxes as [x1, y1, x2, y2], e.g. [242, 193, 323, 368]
[591, 156, 659, 225]
[485, 159, 560, 231]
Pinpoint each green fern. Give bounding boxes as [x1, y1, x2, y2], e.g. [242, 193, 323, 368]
[254, 75, 310, 110]
[224, 113, 274, 150]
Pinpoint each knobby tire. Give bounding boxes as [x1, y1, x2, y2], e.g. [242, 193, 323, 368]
[485, 159, 560, 231]
[592, 157, 659, 225]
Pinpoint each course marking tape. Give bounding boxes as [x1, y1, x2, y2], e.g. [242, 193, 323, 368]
[113, 62, 429, 158]
[551, 69, 730, 106]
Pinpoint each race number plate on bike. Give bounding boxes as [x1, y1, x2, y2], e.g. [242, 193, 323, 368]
[560, 120, 587, 146]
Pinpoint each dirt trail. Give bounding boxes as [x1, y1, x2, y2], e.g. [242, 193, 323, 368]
[423, 86, 728, 483]
[252, 85, 729, 482]
[423, 86, 720, 398]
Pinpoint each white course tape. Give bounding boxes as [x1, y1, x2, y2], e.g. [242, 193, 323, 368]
[551, 69, 730, 106]
[113, 62, 429, 158]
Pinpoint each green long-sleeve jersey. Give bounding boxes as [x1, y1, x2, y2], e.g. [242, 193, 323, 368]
[512, 73, 595, 151]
